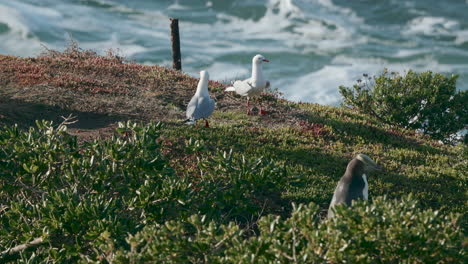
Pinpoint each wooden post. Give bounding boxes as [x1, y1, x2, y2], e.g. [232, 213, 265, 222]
[170, 18, 182, 71]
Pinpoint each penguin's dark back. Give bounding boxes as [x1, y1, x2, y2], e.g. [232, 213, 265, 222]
[345, 158, 365, 178]
[343, 159, 366, 205]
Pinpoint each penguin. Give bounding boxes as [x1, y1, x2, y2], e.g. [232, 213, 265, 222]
[327, 154, 383, 218]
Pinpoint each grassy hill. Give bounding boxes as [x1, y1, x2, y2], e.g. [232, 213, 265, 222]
[0, 46, 466, 262]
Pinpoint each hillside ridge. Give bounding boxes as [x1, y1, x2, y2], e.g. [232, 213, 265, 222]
[1, 46, 466, 228]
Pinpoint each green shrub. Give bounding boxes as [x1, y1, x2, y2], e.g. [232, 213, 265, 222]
[0, 121, 179, 262]
[112, 196, 464, 263]
[196, 148, 288, 221]
[0, 121, 465, 263]
[339, 70, 467, 143]
[0, 121, 288, 262]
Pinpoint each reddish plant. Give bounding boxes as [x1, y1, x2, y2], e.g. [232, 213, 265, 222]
[297, 120, 328, 137]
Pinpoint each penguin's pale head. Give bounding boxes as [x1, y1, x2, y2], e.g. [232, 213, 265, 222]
[253, 54, 269, 64]
[356, 154, 383, 172]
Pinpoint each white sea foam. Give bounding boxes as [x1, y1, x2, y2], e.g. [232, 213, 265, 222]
[404, 16, 460, 36]
[0, 0, 467, 105]
[394, 49, 427, 58]
[0, 5, 31, 38]
[0, 0, 164, 58]
[212, 6, 300, 43]
[79, 33, 148, 58]
[455, 30, 468, 45]
[316, 0, 363, 24]
[283, 55, 465, 105]
[196, 0, 366, 56]
[198, 62, 249, 82]
[167, 4, 189, 11]
[0, 3, 47, 56]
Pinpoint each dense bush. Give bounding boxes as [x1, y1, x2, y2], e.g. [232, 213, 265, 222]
[339, 70, 467, 143]
[0, 122, 465, 263]
[108, 196, 464, 263]
[0, 121, 287, 262]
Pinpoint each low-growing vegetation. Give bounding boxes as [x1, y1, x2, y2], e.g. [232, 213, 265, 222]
[0, 121, 465, 262]
[0, 121, 289, 262]
[115, 197, 463, 263]
[0, 46, 466, 262]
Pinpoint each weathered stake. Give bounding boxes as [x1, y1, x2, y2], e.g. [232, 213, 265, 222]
[170, 18, 182, 71]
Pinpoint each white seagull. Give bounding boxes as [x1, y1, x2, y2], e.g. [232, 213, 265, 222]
[225, 54, 270, 115]
[186, 70, 215, 128]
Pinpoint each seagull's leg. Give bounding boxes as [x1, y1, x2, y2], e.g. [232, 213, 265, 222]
[246, 98, 252, 115]
[204, 119, 210, 128]
[259, 99, 267, 115]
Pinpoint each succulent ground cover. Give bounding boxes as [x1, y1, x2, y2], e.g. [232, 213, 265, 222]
[0, 46, 466, 262]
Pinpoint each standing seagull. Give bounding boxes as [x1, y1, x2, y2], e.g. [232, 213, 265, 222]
[225, 54, 270, 115]
[186, 70, 215, 128]
[327, 154, 383, 218]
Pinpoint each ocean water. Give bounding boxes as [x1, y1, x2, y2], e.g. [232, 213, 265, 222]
[0, 0, 467, 105]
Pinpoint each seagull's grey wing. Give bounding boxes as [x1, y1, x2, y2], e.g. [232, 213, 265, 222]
[186, 95, 199, 120]
[194, 96, 215, 119]
[232, 78, 254, 96]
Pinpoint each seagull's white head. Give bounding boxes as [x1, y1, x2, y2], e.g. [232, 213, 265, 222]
[197, 70, 210, 95]
[200, 70, 209, 81]
[253, 54, 269, 64]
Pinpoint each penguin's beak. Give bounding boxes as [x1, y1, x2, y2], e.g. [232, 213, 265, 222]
[374, 164, 384, 172]
[366, 161, 383, 172]
[370, 162, 384, 172]
[357, 154, 384, 173]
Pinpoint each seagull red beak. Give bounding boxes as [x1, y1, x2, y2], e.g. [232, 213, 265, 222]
[263, 59, 270, 62]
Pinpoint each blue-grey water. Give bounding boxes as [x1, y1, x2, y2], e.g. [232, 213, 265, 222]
[0, 0, 467, 105]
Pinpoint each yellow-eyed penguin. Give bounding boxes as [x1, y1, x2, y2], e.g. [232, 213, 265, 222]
[327, 154, 383, 218]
